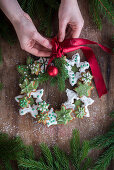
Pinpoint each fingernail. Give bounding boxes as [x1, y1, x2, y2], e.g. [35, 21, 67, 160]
[59, 38, 63, 42]
[48, 44, 52, 49]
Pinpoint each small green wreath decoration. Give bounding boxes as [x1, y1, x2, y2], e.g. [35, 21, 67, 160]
[15, 53, 94, 127]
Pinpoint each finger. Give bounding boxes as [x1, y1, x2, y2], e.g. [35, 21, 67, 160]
[26, 47, 51, 57]
[59, 19, 68, 42]
[71, 24, 83, 38]
[33, 32, 52, 50]
[34, 43, 52, 52]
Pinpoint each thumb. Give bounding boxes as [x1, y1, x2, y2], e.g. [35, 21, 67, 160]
[33, 32, 52, 49]
[59, 19, 68, 42]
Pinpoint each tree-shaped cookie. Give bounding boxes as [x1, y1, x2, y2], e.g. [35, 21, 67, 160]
[55, 105, 73, 124]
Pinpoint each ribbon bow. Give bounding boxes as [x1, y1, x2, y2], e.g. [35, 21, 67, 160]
[48, 37, 111, 98]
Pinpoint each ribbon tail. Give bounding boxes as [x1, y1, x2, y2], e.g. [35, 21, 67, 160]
[79, 46, 107, 97]
[61, 38, 111, 54]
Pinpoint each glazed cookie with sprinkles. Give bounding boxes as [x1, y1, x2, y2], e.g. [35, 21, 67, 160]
[19, 78, 39, 96]
[19, 105, 38, 118]
[80, 71, 93, 84]
[75, 106, 86, 118]
[55, 105, 73, 124]
[65, 89, 79, 104]
[74, 81, 94, 97]
[18, 96, 33, 108]
[80, 96, 94, 117]
[36, 112, 49, 125]
[65, 53, 90, 86]
[29, 61, 41, 75]
[46, 108, 57, 127]
[31, 89, 44, 103]
[37, 101, 50, 113]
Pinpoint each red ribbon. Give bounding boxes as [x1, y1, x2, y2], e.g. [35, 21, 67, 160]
[48, 37, 111, 98]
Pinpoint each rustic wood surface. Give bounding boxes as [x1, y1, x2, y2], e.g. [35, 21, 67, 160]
[0, 0, 113, 162]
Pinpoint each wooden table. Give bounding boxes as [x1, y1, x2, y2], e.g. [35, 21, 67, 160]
[0, 0, 113, 162]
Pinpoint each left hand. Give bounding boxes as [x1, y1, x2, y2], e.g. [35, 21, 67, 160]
[58, 0, 84, 42]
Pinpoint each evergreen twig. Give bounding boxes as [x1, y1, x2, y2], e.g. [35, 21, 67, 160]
[89, 0, 114, 30]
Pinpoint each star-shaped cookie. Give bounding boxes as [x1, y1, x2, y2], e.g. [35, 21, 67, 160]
[19, 104, 38, 118]
[65, 53, 90, 86]
[74, 82, 94, 97]
[19, 78, 39, 96]
[55, 105, 73, 124]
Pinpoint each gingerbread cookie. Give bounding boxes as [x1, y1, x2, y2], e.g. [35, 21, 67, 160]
[55, 105, 73, 124]
[74, 81, 94, 97]
[46, 108, 57, 127]
[75, 106, 86, 118]
[80, 96, 94, 117]
[19, 104, 38, 118]
[29, 61, 41, 75]
[19, 78, 39, 97]
[65, 53, 90, 86]
[31, 89, 44, 103]
[36, 112, 49, 125]
[80, 71, 93, 84]
[37, 101, 50, 113]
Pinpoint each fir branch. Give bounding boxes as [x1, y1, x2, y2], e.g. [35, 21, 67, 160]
[0, 134, 25, 160]
[40, 143, 53, 168]
[18, 158, 41, 170]
[89, 0, 114, 30]
[79, 140, 90, 162]
[90, 127, 114, 149]
[3, 160, 13, 170]
[53, 145, 70, 170]
[110, 111, 114, 118]
[69, 129, 81, 169]
[92, 145, 114, 170]
[37, 73, 49, 84]
[81, 157, 92, 170]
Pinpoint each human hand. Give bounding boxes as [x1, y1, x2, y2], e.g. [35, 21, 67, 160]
[58, 0, 84, 42]
[13, 12, 52, 57]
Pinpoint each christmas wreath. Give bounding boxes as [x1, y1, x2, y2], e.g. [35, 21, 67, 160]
[15, 53, 94, 127]
[15, 38, 111, 127]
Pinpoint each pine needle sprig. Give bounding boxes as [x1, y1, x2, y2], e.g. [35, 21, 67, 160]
[90, 127, 114, 149]
[18, 158, 42, 170]
[90, 110, 114, 170]
[69, 129, 91, 170]
[40, 143, 53, 168]
[0, 133, 25, 169]
[89, 0, 114, 30]
[51, 56, 69, 91]
[53, 145, 70, 170]
[92, 145, 114, 170]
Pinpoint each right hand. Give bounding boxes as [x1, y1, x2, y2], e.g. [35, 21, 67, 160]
[13, 12, 52, 57]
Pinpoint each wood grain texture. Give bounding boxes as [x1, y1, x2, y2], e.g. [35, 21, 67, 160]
[0, 0, 113, 161]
